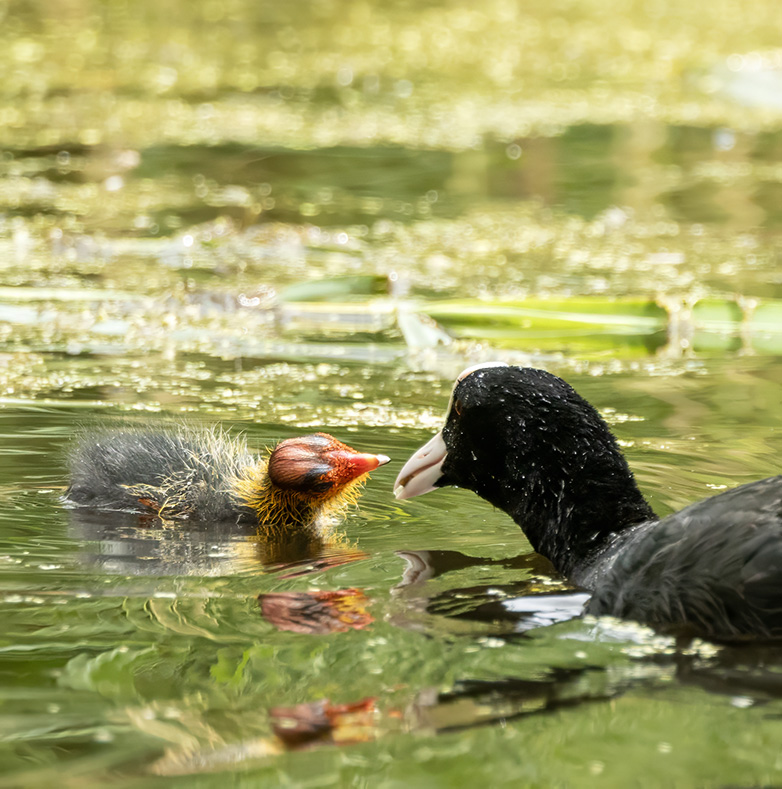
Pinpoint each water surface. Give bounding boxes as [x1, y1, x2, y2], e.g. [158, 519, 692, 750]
[3, 0, 782, 785]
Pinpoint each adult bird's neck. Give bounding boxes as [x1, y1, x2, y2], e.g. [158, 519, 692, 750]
[503, 452, 655, 580]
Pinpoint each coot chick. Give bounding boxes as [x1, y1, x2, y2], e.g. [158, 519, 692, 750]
[394, 363, 782, 640]
[66, 427, 389, 536]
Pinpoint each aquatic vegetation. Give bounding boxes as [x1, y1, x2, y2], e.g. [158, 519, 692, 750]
[3, 0, 782, 785]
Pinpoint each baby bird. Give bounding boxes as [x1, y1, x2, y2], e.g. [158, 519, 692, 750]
[65, 426, 389, 536]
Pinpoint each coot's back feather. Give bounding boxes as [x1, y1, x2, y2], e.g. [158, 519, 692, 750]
[587, 477, 782, 638]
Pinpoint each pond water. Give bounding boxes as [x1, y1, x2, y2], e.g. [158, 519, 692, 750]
[3, 0, 782, 786]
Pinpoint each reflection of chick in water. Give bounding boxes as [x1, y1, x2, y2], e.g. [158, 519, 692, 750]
[259, 588, 374, 634]
[65, 427, 389, 571]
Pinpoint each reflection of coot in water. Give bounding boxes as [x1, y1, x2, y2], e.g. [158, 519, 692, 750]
[66, 427, 389, 534]
[396, 363, 782, 641]
[392, 549, 589, 635]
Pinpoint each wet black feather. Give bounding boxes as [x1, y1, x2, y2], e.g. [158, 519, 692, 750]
[586, 478, 782, 638]
[438, 366, 782, 640]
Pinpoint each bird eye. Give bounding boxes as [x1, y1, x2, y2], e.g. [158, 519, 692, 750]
[309, 480, 333, 494]
[453, 399, 463, 416]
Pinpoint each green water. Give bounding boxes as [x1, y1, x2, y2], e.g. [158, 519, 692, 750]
[4, 0, 782, 785]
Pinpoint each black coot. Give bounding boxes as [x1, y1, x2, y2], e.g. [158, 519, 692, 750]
[394, 363, 782, 640]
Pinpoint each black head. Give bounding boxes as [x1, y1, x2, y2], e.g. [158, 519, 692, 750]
[395, 364, 654, 572]
[445, 366, 614, 508]
[396, 364, 608, 507]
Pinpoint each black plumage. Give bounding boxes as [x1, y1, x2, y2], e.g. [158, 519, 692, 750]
[587, 479, 782, 638]
[395, 364, 782, 640]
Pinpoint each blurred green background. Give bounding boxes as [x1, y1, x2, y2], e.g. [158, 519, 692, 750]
[3, 0, 782, 786]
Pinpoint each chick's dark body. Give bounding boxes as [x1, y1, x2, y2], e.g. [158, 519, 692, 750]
[66, 427, 257, 522]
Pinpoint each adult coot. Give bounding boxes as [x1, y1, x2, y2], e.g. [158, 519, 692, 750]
[66, 427, 389, 535]
[394, 363, 782, 640]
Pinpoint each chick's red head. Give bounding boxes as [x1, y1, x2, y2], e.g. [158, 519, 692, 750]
[267, 433, 390, 501]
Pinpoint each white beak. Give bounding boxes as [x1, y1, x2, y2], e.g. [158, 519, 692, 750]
[393, 431, 447, 500]
[394, 361, 508, 501]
